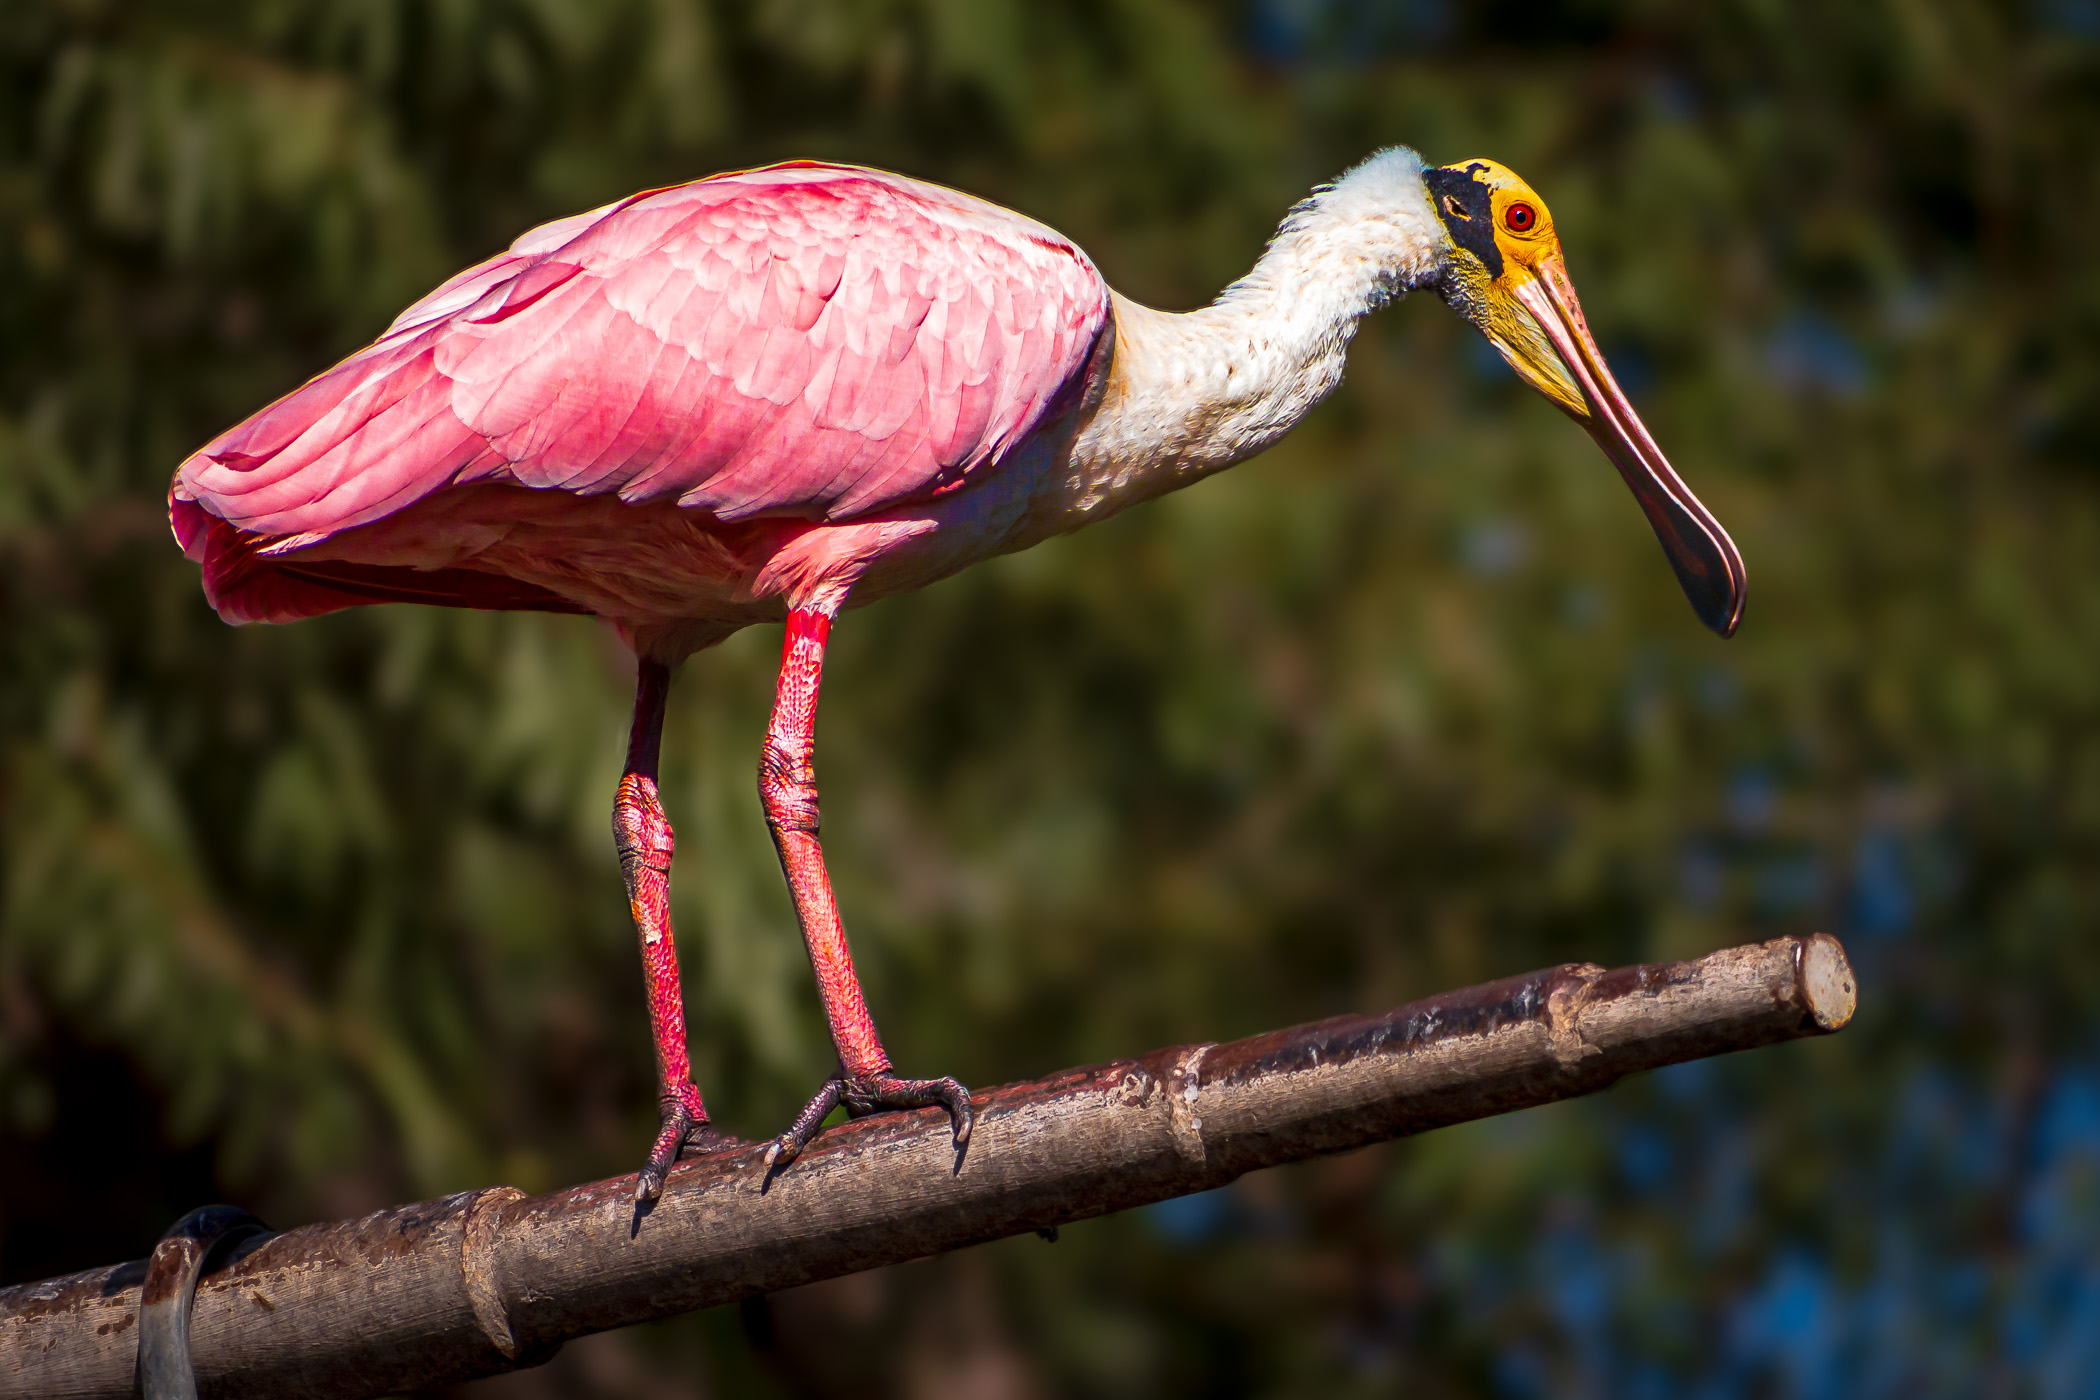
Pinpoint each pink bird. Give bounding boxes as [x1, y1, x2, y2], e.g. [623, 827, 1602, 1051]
[171, 153, 1745, 1200]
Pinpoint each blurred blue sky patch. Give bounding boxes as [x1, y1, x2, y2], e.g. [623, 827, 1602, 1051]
[1143, 1184, 1236, 1245]
[1764, 312, 1870, 398]
[1245, 0, 1451, 64]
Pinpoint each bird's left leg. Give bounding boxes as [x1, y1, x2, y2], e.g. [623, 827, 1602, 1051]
[761, 606, 972, 1166]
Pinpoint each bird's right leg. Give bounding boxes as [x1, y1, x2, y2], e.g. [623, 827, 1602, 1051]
[615, 658, 729, 1203]
[760, 606, 972, 1167]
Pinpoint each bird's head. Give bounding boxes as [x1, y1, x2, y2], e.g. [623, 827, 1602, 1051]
[1427, 158, 1746, 637]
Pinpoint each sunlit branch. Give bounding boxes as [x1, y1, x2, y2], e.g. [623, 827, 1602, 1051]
[2, 933, 1855, 1400]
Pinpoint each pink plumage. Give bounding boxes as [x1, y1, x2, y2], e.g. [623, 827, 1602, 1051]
[170, 161, 1110, 627]
[169, 148, 1755, 1193]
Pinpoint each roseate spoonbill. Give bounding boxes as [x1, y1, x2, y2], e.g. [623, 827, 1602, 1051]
[170, 151, 1745, 1200]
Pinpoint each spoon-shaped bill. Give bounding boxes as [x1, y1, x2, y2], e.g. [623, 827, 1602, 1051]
[1513, 260, 1747, 638]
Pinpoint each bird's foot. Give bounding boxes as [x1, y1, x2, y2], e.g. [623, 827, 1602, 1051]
[764, 1071, 973, 1168]
[635, 1084, 738, 1203]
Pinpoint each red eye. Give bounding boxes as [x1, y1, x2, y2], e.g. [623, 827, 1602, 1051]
[1504, 202, 1536, 233]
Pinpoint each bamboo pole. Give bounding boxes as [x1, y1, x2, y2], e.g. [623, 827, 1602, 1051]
[1, 933, 1856, 1400]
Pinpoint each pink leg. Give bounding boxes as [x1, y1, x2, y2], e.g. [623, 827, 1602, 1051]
[761, 608, 972, 1166]
[615, 659, 731, 1202]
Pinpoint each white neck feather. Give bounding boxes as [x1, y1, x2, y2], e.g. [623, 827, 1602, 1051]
[1061, 152, 1446, 519]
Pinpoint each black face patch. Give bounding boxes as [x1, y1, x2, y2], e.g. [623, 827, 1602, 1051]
[1426, 162, 1503, 280]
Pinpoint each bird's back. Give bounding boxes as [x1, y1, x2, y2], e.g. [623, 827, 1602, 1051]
[171, 162, 1111, 624]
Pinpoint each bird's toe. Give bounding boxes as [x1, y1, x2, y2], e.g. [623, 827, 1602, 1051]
[634, 1086, 728, 1203]
[767, 1070, 974, 1171]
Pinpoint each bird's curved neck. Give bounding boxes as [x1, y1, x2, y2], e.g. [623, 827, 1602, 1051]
[1064, 180, 1444, 517]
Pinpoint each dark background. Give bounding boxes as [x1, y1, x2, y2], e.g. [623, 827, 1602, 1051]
[6, 1, 2100, 1394]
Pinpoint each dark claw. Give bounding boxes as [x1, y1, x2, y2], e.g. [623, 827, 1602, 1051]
[766, 1072, 974, 1168]
[636, 1094, 741, 1203]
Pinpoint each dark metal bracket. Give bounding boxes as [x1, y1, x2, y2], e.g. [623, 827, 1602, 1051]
[135, 1205, 273, 1400]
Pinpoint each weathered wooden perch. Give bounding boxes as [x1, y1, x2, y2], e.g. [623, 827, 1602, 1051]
[2, 933, 1856, 1400]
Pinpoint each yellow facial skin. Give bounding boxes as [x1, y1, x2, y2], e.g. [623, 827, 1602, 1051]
[1429, 159, 1587, 417]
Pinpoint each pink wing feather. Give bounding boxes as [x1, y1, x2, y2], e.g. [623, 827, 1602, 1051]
[171, 163, 1109, 592]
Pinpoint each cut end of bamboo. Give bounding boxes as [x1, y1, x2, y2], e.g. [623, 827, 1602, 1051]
[1800, 933, 1858, 1031]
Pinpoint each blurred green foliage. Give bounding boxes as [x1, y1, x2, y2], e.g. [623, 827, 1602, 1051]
[5, 0, 2100, 1394]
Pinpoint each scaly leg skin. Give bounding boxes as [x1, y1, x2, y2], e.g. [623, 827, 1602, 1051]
[616, 659, 734, 1203]
[760, 608, 973, 1168]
